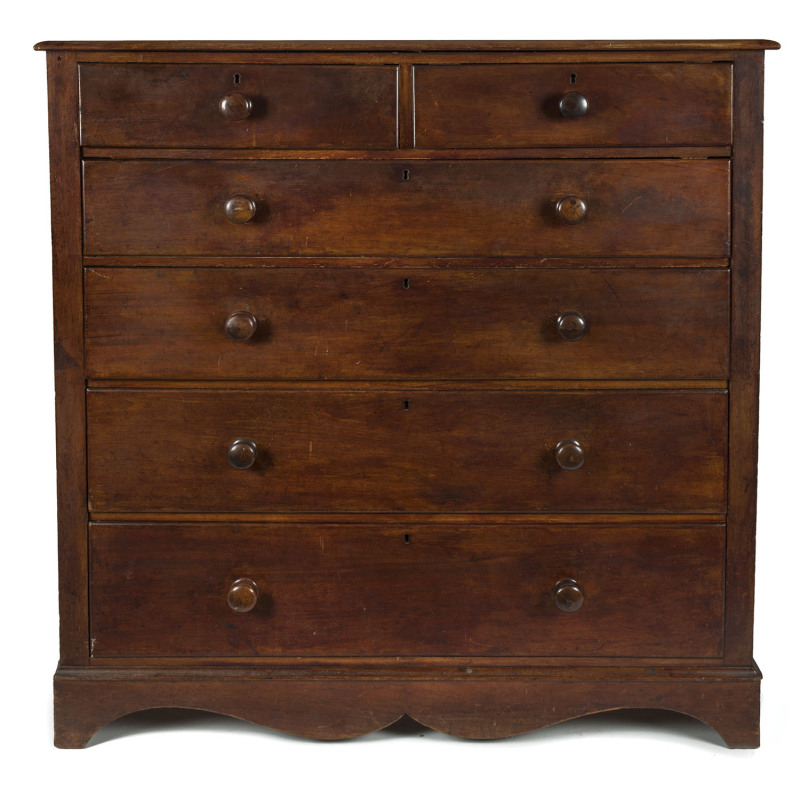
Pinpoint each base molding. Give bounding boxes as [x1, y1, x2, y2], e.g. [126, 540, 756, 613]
[54, 664, 761, 748]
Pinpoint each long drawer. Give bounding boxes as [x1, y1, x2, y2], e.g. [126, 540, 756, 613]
[82, 159, 730, 257]
[87, 389, 727, 513]
[414, 64, 732, 148]
[85, 268, 730, 380]
[79, 64, 398, 149]
[89, 523, 725, 658]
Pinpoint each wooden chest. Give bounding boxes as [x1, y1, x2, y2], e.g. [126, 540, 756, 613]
[36, 39, 779, 748]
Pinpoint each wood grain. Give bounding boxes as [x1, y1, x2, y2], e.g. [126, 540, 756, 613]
[84, 267, 730, 380]
[83, 159, 731, 257]
[53, 666, 761, 748]
[86, 389, 728, 513]
[415, 64, 732, 148]
[88, 523, 725, 658]
[39, 40, 773, 749]
[46, 51, 88, 666]
[725, 52, 764, 664]
[79, 64, 397, 149]
[34, 39, 781, 52]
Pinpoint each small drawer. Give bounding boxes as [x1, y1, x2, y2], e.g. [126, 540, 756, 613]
[89, 522, 725, 658]
[414, 64, 732, 148]
[87, 389, 727, 513]
[79, 64, 398, 149]
[85, 268, 731, 380]
[82, 159, 730, 257]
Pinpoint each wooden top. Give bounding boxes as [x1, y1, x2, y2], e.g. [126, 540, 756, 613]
[34, 39, 780, 52]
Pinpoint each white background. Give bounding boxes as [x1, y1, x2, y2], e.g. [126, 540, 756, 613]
[1, 2, 797, 787]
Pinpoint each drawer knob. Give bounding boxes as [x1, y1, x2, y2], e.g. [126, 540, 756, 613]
[225, 310, 258, 342]
[556, 196, 587, 225]
[228, 577, 259, 612]
[219, 92, 253, 121]
[227, 438, 258, 470]
[224, 195, 257, 224]
[556, 311, 588, 341]
[555, 439, 585, 471]
[559, 91, 589, 120]
[553, 579, 584, 612]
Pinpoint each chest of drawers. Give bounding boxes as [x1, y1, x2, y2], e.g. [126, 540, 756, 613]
[36, 39, 778, 748]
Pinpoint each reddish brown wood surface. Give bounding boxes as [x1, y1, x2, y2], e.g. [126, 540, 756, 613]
[82, 159, 730, 257]
[84, 267, 730, 380]
[39, 40, 773, 750]
[725, 52, 764, 664]
[82, 145, 733, 160]
[46, 52, 89, 666]
[86, 389, 727, 513]
[35, 39, 781, 52]
[415, 64, 732, 148]
[53, 666, 761, 748]
[79, 65, 398, 149]
[89, 523, 724, 658]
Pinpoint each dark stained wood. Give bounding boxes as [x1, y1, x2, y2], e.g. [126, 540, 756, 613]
[226, 438, 259, 470]
[556, 195, 587, 224]
[62, 51, 764, 66]
[53, 666, 761, 748]
[84, 268, 730, 381]
[218, 92, 252, 121]
[90, 513, 727, 525]
[45, 51, 88, 666]
[555, 439, 586, 471]
[79, 65, 397, 149]
[84, 254, 730, 269]
[223, 310, 258, 342]
[86, 389, 728, 513]
[227, 578, 259, 612]
[87, 380, 729, 392]
[88, 523, 724, 658]
[40, 40, 773, 749]
[397, 65, 414, 148]
[559, 91, 589, 120]
[415, 64, 732, 148]
[82, 146, 734, 160]
[223, 195, 257, 224]
[553, 579, 585, 612]
[725, 52, 764, 665]
[35, 40, 781, 51]
[83, 655, 726, 667]
[83, 159, 730, 257]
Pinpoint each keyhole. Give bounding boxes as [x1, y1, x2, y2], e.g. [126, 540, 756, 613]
[402, 169, 411, 181]
[403, 534, 411, 544]
[402, 278, 410, 289]
[570, 73, 577, 84]
[233, 73, 241, 85]
[403, 399, 410, 410]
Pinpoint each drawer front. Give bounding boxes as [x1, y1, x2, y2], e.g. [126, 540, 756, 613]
[414, 64, 732, 148]
[85, 268, 730, 380]
[89, 523, 725, 658]
[87, 390, 727, 513]
[79, 65, 398, 149]
[82, 160, 730, 257]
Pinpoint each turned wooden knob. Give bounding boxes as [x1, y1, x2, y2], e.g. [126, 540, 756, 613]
[556, 311, 588, 341]
[559, 91, 589, 119]
[553, 579, 584, 612]
[228, 577, 259, 612]
[555, 439, 585, 471]
[225, 310, 258, 342]
[227, 438, 258, 469]
[219, 92, 252, 121]
[556, 196, 587, 224]
[224, 195, 257, 224]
